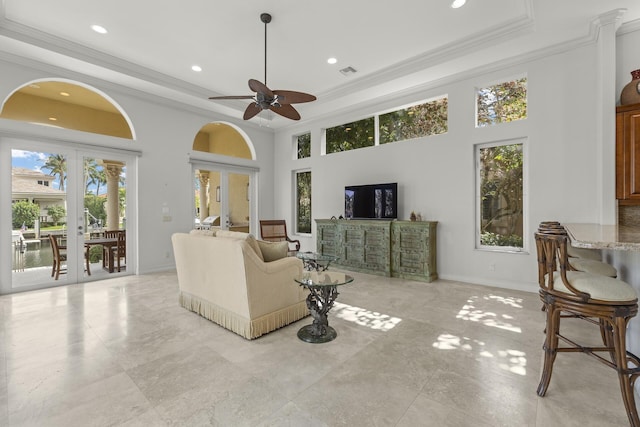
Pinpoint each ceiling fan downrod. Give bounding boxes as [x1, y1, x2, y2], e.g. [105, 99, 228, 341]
[260, 13, 271, 87]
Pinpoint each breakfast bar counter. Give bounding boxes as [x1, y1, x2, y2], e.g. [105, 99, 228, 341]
[564, 223, 640, 252]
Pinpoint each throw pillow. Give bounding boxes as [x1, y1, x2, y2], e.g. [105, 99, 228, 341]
[246, 234, 264, 261]
[257, 240, 289, 262]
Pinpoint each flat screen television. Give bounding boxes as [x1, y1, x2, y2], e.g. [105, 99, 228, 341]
[344, 183, 398, 219]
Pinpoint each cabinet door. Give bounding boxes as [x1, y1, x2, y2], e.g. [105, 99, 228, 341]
[617, 109, 640, 201]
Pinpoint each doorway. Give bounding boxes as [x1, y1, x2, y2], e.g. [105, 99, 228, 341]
[193, 163, 255, 234]
[1, 139, 136, 294]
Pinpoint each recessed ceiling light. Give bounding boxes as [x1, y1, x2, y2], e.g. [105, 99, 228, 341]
[91, 24, 108, 34]
[451, 0, 466, 8]
[327, 57, 337, 65]
[59, 92, 70, 97]
[191, 65, 202, 72]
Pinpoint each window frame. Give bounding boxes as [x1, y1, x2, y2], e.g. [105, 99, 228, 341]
[475, 138, 528, 254]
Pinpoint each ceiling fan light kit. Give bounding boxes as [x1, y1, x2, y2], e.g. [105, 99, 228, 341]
[208, 12, 316, 121]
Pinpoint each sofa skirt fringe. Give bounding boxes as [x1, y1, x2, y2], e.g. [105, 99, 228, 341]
[179, 291, 309, 339]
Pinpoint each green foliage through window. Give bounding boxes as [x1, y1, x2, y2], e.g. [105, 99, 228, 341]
[12, 200, 40, 229]
[478, 143, 524, 249]
[296, 171, 311, 234]
[296, 133, 311, 159]
[380, 97, 448, 144]
[326, 118, 375, 154]
[477, 78, 527, 127]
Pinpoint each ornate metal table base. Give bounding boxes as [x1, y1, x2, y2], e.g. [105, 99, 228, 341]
[298, 284, 340, 343]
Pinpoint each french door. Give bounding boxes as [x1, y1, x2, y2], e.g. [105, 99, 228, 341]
[192, 162, 256, 234]
[1, 138, 136, 294]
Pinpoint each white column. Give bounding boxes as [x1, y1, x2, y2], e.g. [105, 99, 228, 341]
[594, 9, 625, 225]
[198, 171, 209, 222]
[103, 161, 123, 230]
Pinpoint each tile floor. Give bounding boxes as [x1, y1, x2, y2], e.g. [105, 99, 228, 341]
[0, 269, 633, 426]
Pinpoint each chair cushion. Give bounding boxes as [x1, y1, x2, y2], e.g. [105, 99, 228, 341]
[568, 258, 617, 277]
[257, 240, 288, 262]
[552, 271, 637, 302]
[567, 245, 602, 261]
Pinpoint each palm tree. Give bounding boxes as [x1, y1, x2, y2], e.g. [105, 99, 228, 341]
[42, 154, 66, 191]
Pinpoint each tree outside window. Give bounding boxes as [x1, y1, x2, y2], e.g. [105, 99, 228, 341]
[380, 97, 448, 144]
[478, 142, 524, 249]
[296, 171, 311, 234]
[296, 133, 311, 159]
[326, 117, 375, 154]
[477, 77, 527, 127]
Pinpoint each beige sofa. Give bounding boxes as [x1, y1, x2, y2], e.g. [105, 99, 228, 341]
[171, 229, 308, 339]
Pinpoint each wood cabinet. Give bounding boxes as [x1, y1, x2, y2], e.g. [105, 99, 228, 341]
[315, 219, 438, 282]
[390, 221, 438, 282]
[616, 103, 640, 203]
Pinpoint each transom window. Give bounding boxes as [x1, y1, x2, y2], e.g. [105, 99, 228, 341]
[380, 97, 448, 144]
[325, 96, 448, 155]
[476, 77, 527, 127]
[296, 133, 311, 159]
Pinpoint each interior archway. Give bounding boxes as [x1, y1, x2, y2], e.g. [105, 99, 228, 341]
[1, 79, 135, 139]
[192, 122, 254, 160]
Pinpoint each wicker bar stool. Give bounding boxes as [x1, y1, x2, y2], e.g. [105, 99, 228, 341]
[537, 222, 617, 277]
[535, 230, 640, 426]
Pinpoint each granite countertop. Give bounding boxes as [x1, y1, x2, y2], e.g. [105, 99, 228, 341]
[564, 223, 640, 251]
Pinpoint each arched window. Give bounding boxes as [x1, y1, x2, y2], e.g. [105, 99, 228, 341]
[1, 80, 135, 139]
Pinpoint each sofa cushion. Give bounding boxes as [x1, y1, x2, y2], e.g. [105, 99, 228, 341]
[190, 229, 216, 237]
[216, 230, 263, 260]
[257, 240, 289, 262]
[216, 230, 249, 240]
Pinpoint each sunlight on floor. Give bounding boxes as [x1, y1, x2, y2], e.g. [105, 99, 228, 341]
[332, 301, 402, 331]
[455, 294, 522, 333]
[432, 333, 528, 376]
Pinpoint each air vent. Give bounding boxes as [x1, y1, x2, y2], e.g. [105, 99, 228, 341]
[339, 66, 357, 76]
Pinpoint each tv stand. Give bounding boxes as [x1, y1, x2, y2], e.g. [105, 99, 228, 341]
[315, 219, 437, 282]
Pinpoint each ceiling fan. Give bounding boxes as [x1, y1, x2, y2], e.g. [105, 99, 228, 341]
[208, 13, 317, 121]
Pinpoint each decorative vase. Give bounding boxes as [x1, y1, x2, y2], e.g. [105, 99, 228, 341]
[621, 69, 640, 106]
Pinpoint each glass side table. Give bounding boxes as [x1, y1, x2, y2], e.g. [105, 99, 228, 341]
[294, 271, 354, 343]
[296, 252, 339, 271]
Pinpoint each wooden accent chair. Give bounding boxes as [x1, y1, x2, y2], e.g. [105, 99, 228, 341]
[50, 234, 66, 280]
[535, 225, 640, 426]
[110, 231, 126, 272]
[49, 234, 91, 280]
[259, 220, 301, 256]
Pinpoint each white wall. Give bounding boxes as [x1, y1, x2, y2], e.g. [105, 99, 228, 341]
[0, 57, 276, 280]
[273, 36, 617, 293]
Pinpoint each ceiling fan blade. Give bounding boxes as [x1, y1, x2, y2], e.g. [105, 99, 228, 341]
[272, 90, 317, 104]
[243, 103, 262, 120]
[208, 95, 254, 100]
[269, 104, 301, 120]
[248, 79, 273, 97]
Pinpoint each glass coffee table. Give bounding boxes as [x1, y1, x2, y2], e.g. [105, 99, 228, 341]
[294, 271, 354, 343]
[296, 252, 339, 271]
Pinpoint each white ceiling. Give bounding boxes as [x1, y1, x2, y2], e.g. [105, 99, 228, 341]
[0, 0, 639, 129]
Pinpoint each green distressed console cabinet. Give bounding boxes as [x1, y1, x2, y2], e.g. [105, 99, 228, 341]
[315, 219, 438, 282]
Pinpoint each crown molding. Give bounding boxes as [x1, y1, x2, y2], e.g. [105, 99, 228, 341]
[618, 17, 640, 35]
[316, 2, 536, 103]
